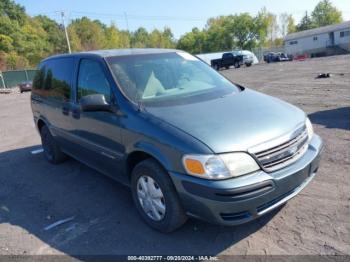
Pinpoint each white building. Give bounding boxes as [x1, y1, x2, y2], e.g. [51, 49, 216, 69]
[284, 21, 350, 57]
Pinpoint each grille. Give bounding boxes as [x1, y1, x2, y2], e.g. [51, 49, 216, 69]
[253, 126, 309, 172]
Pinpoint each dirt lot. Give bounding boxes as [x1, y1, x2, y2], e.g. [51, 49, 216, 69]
[0, 55, 349, 257]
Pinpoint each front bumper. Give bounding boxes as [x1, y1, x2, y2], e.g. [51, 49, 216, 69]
[243, 58, 254, 65]
[169, 134, 323, 225]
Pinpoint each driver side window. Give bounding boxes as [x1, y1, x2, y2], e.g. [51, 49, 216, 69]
[77, 59, 111, 102]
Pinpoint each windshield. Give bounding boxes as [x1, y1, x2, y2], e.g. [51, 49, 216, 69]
[106, 52, 240, 106]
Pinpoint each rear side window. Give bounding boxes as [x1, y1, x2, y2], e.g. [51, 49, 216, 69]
[77, 59, 110, 102]
[32, 64, 46, 91]
[33, 58, 73, 101]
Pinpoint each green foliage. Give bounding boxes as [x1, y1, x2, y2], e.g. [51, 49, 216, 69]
[0, 34, 13, 51]
[0, 0, 345, 69]
[287, 16, 296, 34]
[0, 0, 26, 25]
[4, 50, 29, 69]
[130, 26, 175, 48]
[311, 0, 342, 27]
[280, 13, 296, 36]
[296, 12, 315, 32]
[68, 17, 106, 51]
[177, 28, 207, 54]
[177, 10, 272, 54]
[230, 13, 258, 49]
[296, 1, 343, 32]
[104, 24, 130, 49]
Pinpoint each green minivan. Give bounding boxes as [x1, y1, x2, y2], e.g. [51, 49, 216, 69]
[31, 49, 323, 232]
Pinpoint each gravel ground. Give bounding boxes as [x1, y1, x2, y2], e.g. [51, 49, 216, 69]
[0, 55, 349, 258]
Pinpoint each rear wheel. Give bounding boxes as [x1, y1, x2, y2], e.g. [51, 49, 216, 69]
[131, 159, 187, 233]
[40, 125, 67, 164]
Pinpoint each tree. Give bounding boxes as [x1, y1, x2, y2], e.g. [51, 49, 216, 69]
[205, 16, 235, 51]
[0, 0, 26, 26]
[229, 13, 258, 50]
[104, 23, 130, 49]
[68, 17, 106, 51]
[5, 51, 28, 69]
[0, 34, 13, 52]
[280, 13, 296, 36]
[267, 13, 279, 47]
[160, 27, 175, 48]
[254, 8, 271, 47]
[312, 0, 342, 27]
[287, 16, 296, 34]
[296, 12, 315, 31]
[177, 28, 207, 54]
[131, 27, 149, 47]
[34, 15, 66, 54]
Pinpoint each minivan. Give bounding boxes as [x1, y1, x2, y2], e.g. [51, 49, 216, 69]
[31, 49, 323, 232]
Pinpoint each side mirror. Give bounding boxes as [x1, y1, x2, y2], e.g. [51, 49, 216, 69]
[80, 94, 111, 112]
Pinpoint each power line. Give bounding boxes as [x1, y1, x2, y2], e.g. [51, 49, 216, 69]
[70, 11, 208, 21]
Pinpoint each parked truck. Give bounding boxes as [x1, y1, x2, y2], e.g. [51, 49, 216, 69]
[211, 52, 243, 70]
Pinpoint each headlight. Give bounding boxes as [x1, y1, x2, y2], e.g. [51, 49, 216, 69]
[182, 153, 260, 180]
[305, 117, 314, 141]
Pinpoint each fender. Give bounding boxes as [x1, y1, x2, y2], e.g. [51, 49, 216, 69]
[35, 115, 51, 132]
[126, 140, 176, 173]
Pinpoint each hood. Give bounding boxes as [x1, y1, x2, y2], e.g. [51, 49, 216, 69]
[146, 89, 306, 153]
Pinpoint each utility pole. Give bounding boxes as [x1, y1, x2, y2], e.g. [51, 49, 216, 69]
[124, 12, 130, 32]
[61, 11, 71, 53]
[124, 12, 132, 48]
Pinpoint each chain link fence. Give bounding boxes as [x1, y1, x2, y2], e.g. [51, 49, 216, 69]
[0, 69, 37, 89]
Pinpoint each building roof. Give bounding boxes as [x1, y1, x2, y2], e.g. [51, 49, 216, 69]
[43, 48, 180, 61]
[284, 20, 350, 41]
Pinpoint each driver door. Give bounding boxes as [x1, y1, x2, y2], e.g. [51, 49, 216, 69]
[68, 58, 125, 182]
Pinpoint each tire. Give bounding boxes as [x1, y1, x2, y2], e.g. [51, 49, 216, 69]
[40, 125, 67, 164]
[246, 63, 252, 67]
[131, 159, 187, 233]
[225, 66, 230, 70]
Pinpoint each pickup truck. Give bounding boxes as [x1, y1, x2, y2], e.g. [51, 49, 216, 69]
[211, 52, 243, 70]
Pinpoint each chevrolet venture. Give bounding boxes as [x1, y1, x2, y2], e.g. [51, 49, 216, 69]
[31, 49, 323, 232]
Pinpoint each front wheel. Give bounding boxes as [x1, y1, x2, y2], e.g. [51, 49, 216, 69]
[131, 159, 187, 233]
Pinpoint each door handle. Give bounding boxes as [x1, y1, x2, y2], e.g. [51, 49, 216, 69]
[72, 108, 80, 119]
[62, 106, 69, 115]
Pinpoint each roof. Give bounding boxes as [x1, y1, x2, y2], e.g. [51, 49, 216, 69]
[43, 48, 180, 61]
[284, 20, 350, 41]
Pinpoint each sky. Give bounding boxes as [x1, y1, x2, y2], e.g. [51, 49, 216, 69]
[16, 0, 350, 38]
